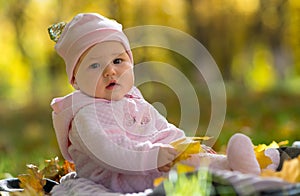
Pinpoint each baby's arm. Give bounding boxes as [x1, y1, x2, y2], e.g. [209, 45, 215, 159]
[157, 145, 177, 172]
[150, 104, 186, 143]
[70, 109, 168, 175]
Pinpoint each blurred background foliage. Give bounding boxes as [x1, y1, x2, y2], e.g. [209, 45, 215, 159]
[1, 0, 300, 175]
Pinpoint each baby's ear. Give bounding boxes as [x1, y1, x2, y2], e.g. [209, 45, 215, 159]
[72, 80, 80, 90]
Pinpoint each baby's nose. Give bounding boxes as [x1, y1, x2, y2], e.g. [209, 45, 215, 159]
[103, 64, 116, 77]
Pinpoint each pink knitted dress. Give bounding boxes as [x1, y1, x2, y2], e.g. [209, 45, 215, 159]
[51, 87, 185, 193]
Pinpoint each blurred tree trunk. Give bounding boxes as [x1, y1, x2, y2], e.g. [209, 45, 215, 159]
[250, 0, 291, 80]
[185, 0, 233, 80]
[7, 0, 29, 62]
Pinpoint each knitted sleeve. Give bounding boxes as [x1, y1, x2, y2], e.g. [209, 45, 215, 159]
[69, 107, 161, 175]
[150, 104, 186, 143]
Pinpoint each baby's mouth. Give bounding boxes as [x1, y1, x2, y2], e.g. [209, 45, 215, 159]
[106, 81, 119, 90]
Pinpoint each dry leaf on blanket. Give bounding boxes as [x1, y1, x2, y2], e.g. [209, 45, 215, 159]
[42, 157, 60, 179]
[254, 140, 289, 169]
[16, 157, 75, 195]
[154, 137, 209, 187]
[254, 144, 273, 169]
[153, 163, 197, 187]
[261, 155, 300, 183]
[171, 137, 204, 163]
[189, 136, 212, 141]
[41, 157, 75, 182]
[176, 163, 196, 173]
[43, 157, 75, 182]
[18, 164, 46, 195]
[62, 160, 76, 174]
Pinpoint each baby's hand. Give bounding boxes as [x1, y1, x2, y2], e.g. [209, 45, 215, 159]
[157, 145, 177, 172]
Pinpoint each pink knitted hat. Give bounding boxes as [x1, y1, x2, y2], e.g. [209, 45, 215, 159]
[54, 13, 133, 84]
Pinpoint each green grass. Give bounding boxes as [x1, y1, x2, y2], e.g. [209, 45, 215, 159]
[0, 149, 60, 177]
[164, 168, 212, 196]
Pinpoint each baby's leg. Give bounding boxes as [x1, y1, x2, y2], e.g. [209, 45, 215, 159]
[181, 153, 231, 171]
[227, 133, 261, 175]
[182, 133, 280, 174]
[200, 153, 231, 170]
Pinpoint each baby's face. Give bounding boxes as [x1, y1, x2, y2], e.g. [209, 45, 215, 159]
[74, 41, 134, 100]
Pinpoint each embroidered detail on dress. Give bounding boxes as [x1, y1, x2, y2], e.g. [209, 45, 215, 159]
[140, 117, 150, 126]
[124, 113, 136, 127]
[124, 113, 151, 127]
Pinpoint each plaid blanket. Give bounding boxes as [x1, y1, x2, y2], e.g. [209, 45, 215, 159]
[150, 170, 300, 196]
[1, 147, 300, 195]
[150, 147, 300, 196]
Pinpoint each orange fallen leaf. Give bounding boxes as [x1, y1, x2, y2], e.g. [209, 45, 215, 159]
[43, 157, 75, 182]
[16, 157, 76, 195]
[18, 164, 45, 194]
[62, 160, 76, 174]
[153, 163, 197, 187]
[153, 176, 165, 187]
[176, 163, 196, 174]
[254, 145, 272, 169]
[42, 157, 60, 179]
[171, 137, 203, 163]
[153, 137, 208, 187]
[254, 140, 289, 169]
[188, 136, 212, 141]
[261, 155, 300, 183]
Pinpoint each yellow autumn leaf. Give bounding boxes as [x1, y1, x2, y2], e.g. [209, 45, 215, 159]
[42, 157, 60, 179]
[170, 138, 186, 148]
[153, 163, 196, 187]
[255, 140, 289, 151]
[153, 137, 210, 187]
[62, 160, 76, 174]
[171, 137, 203, 163]
[278, 140, 289, 146]
[266, 140, 289, 149]
[254, 146, 272, 169]
[153, 177, 165, 187]
[15, 157, 76, 195]
[176, 163, 196, 174]
[170, 136, 212, 149]
[268, 141, 280, 148]
[172, 140, 200, 152]
[261, 155, 300, 183]
[41, 157, 75, 182]
[254, 140, 289, 170]
[188, 136, 212, 141]
[18, 164, 46, 194]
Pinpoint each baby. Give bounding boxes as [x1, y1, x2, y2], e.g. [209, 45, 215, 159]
[49, 13, 280, 194]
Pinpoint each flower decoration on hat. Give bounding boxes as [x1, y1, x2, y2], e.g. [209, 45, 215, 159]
[48, 22, 67, 43]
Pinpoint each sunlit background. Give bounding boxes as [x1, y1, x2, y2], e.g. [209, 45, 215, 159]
[1, 0, 300, 175]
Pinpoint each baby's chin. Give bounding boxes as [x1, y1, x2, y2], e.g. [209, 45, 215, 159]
[96, 92, 129, 101]
[80, 87, 132, 101]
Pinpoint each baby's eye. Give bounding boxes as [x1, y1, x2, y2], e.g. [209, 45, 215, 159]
[90, 63, 101, 69]
[113, 58, 122, 64]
